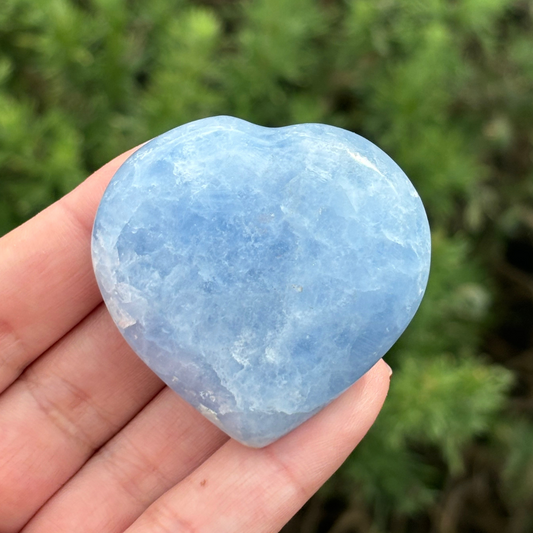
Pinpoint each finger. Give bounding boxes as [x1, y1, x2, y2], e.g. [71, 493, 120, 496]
[0, 305, 163, 532]
[0, 146, 140, 393]
[126, 359, 391, 533]
[24, 388, 229, 533]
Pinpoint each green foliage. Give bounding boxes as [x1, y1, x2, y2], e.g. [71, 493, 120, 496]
[2, 0, 533, 530]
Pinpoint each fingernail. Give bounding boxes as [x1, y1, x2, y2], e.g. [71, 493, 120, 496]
[384, 362, 393, 377]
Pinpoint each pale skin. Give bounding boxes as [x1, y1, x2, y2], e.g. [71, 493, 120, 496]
[0, 146, 391, 533]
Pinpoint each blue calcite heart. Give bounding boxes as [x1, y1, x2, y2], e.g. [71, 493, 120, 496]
[92, 116, 431, 447]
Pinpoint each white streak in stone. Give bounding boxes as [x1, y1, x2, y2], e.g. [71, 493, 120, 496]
[197, 404, 221, 423]
[107, 298, 137, 328]
[230, 331, 253, 367]
[347, 150, 384, 176]
[264, 347, 280, 363]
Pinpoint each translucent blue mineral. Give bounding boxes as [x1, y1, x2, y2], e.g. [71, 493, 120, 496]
[92, 116, 431, 447]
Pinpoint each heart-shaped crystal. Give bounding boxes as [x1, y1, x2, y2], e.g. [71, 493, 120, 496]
[92, 116, 431, 447]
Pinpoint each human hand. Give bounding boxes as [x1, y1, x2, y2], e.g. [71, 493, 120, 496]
[0, 147, 391, 533]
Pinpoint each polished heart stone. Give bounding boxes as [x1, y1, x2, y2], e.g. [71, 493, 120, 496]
[92, 116, 431, 447]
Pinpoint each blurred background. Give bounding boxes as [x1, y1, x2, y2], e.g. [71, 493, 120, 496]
[1, 0, 533, 531]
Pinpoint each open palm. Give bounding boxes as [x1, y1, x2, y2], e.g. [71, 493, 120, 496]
[0, 147, 390, 533]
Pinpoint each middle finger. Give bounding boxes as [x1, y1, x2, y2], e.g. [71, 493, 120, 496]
[23, 387, 228, 533]
[0, 304, 163, 532]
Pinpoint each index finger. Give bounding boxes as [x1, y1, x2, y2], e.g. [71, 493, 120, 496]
[0, 146, 140, 393]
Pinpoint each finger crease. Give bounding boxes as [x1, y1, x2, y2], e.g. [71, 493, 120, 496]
[143, 500, 201, 533]
[0, 318, 31, 381]
[97, 436, 174, 508]
[20, 371, 119, 455]
[263, 446, 313, 503]
[56, 197, 95, 240]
